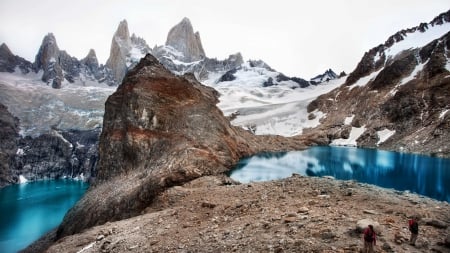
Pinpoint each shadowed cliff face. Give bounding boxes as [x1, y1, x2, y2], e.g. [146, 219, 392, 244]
[57, 54, 306, 238]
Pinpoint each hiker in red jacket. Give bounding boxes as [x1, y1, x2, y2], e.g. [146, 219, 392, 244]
[409, 217, 419, 246]
[362, 224, 376, 253]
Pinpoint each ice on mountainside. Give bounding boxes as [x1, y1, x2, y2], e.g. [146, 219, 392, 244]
[0, 71, 115, 136]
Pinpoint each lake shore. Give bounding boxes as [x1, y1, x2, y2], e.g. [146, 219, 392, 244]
[41, 175, 450, 252]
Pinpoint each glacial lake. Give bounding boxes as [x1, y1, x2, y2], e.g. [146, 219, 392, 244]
[229, 146, 450, 202]
[0, 180, 88, 253]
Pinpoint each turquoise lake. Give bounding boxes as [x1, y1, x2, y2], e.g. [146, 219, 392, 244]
[0, 180, 88, 253]
[229, 146, 450, 202]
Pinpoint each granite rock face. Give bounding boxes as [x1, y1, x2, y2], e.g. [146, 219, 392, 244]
[34, 33, 64, 88]
[105, 20, 151, 84]
[165, 17, 206, 62]
[106, 20, 132, 83]
[56, 54, 306, 237]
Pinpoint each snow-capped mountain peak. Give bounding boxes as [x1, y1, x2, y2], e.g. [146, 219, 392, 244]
[346, 10, 450, 87]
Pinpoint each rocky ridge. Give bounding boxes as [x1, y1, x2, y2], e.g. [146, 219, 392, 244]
[310, 69, 339, 85]
[303, 10, 450, 157]
[0, 43, 33, 74]
[34, 33, 115, 88]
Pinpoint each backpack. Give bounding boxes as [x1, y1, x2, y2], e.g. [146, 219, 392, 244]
[364, 229, 374, 242]
[410, 220, 419, 234]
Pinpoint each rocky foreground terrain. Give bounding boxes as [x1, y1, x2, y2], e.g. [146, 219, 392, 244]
[22, 54, 450, 253]
[44, 175, 450, 253]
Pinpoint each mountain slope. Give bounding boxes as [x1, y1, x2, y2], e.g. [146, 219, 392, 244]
[304, 10, 450, 157]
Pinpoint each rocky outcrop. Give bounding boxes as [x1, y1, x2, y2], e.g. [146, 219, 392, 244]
[165, 17, 205, 62]
[0, 43, 33, 74]
[304, 18, 450, 157]
[56, 54, 306, 238]
[0, 103, 19, 187]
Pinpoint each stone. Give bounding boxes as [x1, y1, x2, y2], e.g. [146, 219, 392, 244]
[356, 219, 381, 234]
[422, 218, 447, 229]
[298, 207, 310, 214]
[363, 210, 378, 215]
[201, 202, 217, 209]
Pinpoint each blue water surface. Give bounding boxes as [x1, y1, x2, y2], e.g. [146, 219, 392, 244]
[0, 179, 88, 253]
[229, 146, 450, 202]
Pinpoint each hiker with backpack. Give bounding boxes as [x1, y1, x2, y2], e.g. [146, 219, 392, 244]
[362, 224, 376, 253]
[409, 217, 419, 246]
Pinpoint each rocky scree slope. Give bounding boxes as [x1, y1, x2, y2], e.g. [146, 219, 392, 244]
[304, 10, 450, 157]
[46, 175, 450, 253]
[54, 54, 307, 240]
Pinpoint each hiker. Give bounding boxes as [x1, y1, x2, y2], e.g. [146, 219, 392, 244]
[408, 217, 419, 246]
[362, 224, 376, 253]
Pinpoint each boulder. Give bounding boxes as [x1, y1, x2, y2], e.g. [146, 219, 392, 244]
[356, 218, 381, 235]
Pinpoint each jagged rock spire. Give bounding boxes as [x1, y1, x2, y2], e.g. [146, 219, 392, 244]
[34, 33, 63, 88]
[82, 49, 99, 73]
[165, 17, 206, 62]
[106, 19, 131, 83]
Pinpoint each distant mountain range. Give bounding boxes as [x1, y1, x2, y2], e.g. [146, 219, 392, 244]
[0, 17, 338, 89]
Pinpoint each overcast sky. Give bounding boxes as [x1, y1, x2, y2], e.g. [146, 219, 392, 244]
[0, 0, 448, 78]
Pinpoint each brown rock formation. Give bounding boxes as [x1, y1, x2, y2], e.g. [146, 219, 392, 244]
[55, 54, 306, 238]
[165, 17, 206, 62]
